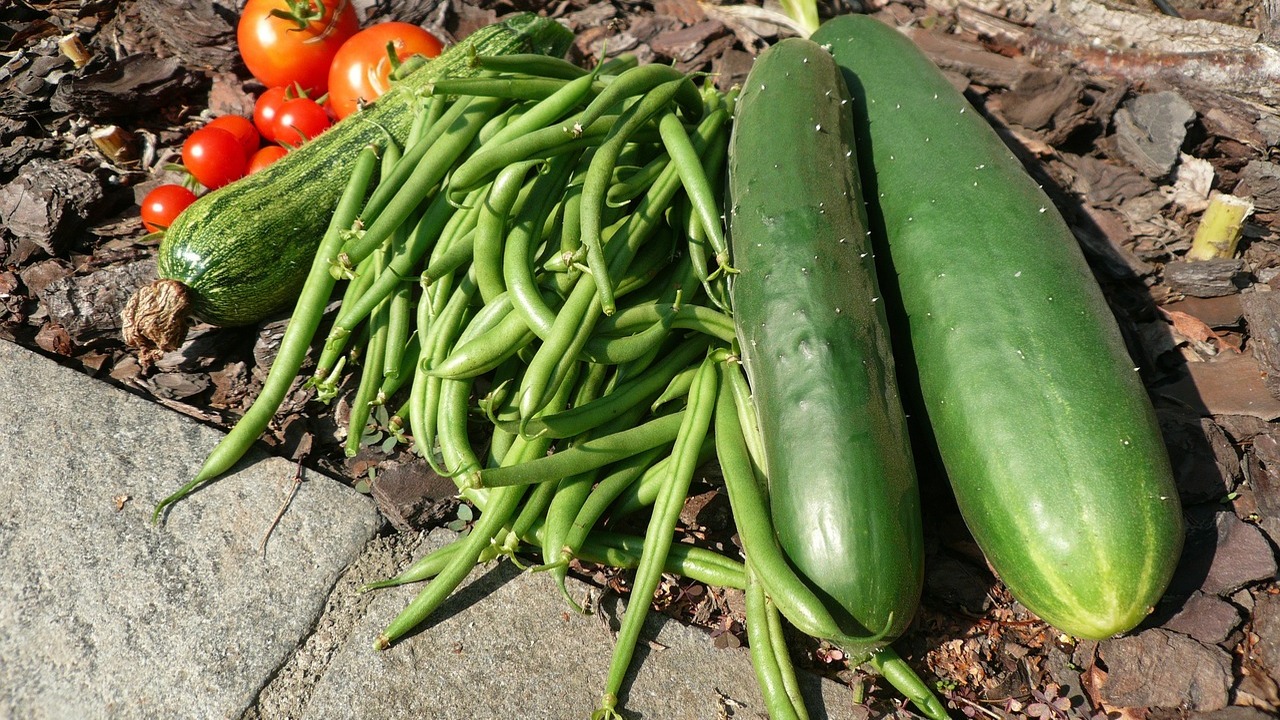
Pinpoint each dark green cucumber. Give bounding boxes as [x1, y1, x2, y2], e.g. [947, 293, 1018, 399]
[727, 37, 923, 649]
[127, 14, 572, 352]
[812, 15, 1182, 639]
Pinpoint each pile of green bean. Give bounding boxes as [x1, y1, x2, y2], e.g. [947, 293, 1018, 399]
[154, 52, 945, 720]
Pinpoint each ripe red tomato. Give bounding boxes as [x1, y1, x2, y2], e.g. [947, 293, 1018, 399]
[206, 115, 260, 160]
[182, 126, 248, 190]
[327, 22, 444, 120]
[253, 86, 294, 142]
[272, 97, 331, 146]
[248, 145, 289, 173]
[140, 184, 198, 233]
[237, 0, 359, 95]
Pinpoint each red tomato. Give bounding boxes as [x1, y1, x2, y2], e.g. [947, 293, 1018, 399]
[182, 126, 248, 190]
[237, 0, 359, 95]
[273, 97, 331, 146]
[248, 145, 289, 173]
[327, 22, 444, 120]
[206, 115, 260, 160]
[140, 184, 198, 233]
[253, 86, 294, 142]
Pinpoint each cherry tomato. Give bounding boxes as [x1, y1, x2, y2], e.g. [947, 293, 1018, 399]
[248, 145, 289, 173]
[327, 22, 444, 120]
[182, 126, 248, 190]
[236, 0, 359, 95]
[206, 115, 260, 160]
[140, 184, 198, 233]
[253, 86, 294, 142]
[273, 96, 331, 146]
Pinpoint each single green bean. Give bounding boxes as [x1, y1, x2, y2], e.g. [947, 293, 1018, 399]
[746, 563, 804, 720]
[483, 71, 601, 149]
[650, 363, 698, 410]
[428, 75, 586, 102]
[594, 356, 717, 720]
[473, 161, 536, 303]
[658, 111, 728, 266]
[768, 598, 812, 720]
[471, 52, 590, 80]
[503, 154, 577, 339]
[379, 329, 419, 403]
[344, 268, 390, 457]
[440, 306, 536, 379]
[477, 412, 686, 489]
[381, 279, 413, 385]
[870, 649, 950, 720]
[153, 145, 380, 521]
[375, 482, 528, 650]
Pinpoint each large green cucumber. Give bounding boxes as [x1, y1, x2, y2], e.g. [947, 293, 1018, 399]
[812, 15, 1183, 639]
[125, 14, 572, 356]
[727, 37, 924, 647]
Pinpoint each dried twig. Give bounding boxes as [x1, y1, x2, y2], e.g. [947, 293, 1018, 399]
[260, 455, 305, 557]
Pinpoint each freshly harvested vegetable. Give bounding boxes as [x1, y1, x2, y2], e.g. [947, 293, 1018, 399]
[271, 95, 332, 145]
[327, 21, 445, 120]
[181, 126, 247, 190]
[813, 14, 1183, 640]
[206, 115, 261, 161]
[253, 85, 296, 142]
[139, 184, 197, 233]
[248, 144, 288, 173]
[122, 14, 575, 361]
[727, 36, 923, 650]
[236, 0, 359, 95]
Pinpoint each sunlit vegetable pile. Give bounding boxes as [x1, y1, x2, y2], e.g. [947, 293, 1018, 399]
[126, 10, 1185, 720]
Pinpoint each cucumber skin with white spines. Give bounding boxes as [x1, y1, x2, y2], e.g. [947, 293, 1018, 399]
[157, 14, 574, 327]
[812, 15, 1182, 639]
[728, 38, 924, 646]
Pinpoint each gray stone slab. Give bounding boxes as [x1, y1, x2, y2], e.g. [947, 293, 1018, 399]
[0, 340, 380, 720]
[299, 529, 862, 720]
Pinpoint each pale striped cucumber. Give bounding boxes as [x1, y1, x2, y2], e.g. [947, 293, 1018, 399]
[813, 14, 1183, 639]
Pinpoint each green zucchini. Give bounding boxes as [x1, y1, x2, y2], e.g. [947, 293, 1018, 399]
[727, 37, 924, 650]
[123, 14, 573, 359]
[812, 15, 1183, 639]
